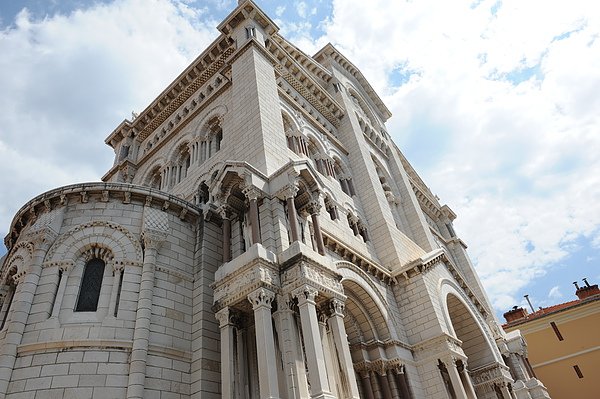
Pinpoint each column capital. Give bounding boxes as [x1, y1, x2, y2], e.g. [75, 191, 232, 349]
[215, 307, 240, 328]
[217, 204, 233, 220]
[141, 229, 167, 252]
[248, 287, 275, 310]
[328, 298, 345, 317]
[242, 186, 262, 201]
[306, 200, 322, 215]
[293, 285, 319, 305]
[278, 184, 299, 200]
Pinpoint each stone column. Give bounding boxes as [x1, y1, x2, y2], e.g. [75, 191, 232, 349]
[247, 288, 279, 399]
[307, 201, 326, 255]
[376, 365, 393, 399]
[283, 185, 300, 243]
[327, 298, 360, 399]
[387, 371, 400, 399]
[0, 231, 53, 398]
[445, 358, 468, 399]
[360, 371, 376, 399]
[394, 366, 412, 399]
[216, 307, 237, 399]
[293, 286, 333, 399]
[219, 206, 232, 263]
[457, 361, 477, 399]
[126, 230, 165, 399]
[273, 294, 309, 399]
[243, 187, 262, 245]
[108, 264, 124, 318]
[50, 263, 72, 318]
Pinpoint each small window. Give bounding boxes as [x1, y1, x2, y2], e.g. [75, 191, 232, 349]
[246, 26, 256, 39]
[573, 365, 584, 379]
[550, 321, 564, 341]
[75, 258, 106, 312]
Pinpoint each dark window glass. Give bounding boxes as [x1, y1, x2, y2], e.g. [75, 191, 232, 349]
[75, 258, 105, 312]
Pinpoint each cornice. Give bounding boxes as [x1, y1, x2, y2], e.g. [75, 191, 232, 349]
[314, 43, 392, 121]
[5, 183, 201, 251]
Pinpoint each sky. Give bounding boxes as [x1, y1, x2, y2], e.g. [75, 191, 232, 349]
[0, 0, 599, 317]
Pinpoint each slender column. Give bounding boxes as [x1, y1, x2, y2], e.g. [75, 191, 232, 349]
[500, 383, 513, 399]
[293, 286, 333, 399]
[273, 294, 309, 399]
[394, 366, 412, 399]
[308, 201, 325, 255]
[243, 187, 261, 245]
[216, 307, 237, 399]
[236, 325, 248, 399]
[126, 231, 165, 399]
[340, 178, 350, 195]
[371, 370, 382, 399]
[282, 185, 300, 243]
[248, 288, 280, 399]
[457, 362, 477, 399]
[387, 371, 400, 399]
[445, 358, 468, 399]
[360, 372, 376, 399]
[377, 366, 393, 399]
[219, 206, 232, 263]
[108, 265, 123, 318]
[0, 233, 51, 398]
[50, 263, 71, 318]
[327, 299, 360, 399]
[507, 354, 526, 381]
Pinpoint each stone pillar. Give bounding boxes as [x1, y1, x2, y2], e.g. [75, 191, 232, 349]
[283, 185, 300, 243]
[327, 299, 360, 399]
[508, 353, 527, 381]
[273, 294, 309, 399]
[216, 307, 237, 399]
[247, 288, 279, 399]
[360, 371, 376, 399]
[126, 230, 165, 399]
[108, 265, 123, 318]
[308, 201, 326, 255]
[500, 383, 513, 399]
[394, 366, 412, 399]
[387, 371, 400, 399]
[376, 365, 393, 399]
[293, 286, 333, 399]
[0, 232, 52, 398]
[219, 206, 232, 263]
[50, 263, 72, 318]
[457, 361, 477, 399]
[243, 187, 261, 245]
[445, 358, 468, 399]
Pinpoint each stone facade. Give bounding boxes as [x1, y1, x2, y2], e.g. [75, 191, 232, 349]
[0, 1, 551, 398]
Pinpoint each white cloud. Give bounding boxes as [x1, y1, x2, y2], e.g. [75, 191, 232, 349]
[548, 286, 563, 299]
[275, 6, 286, 17]
[0, 0, 217, 241]
[296, 2, 307, 19]
[309, 0, 600, 310]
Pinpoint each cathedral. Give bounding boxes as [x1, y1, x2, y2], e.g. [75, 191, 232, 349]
[0, 1, 551, 398]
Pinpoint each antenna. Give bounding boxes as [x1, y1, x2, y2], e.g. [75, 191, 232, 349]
[524, 294, 535, 313]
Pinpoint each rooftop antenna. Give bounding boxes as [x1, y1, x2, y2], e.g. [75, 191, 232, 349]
[524, 294, 535, 313]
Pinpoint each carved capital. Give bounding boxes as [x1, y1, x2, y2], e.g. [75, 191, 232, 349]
[248, 287, 275, 310]
[141, 229, 167, 252]
[217, 204, 234, 220]
[278, 184, 299, 200]
[215, 307, 240, 328]
[328, 298, 345, 317]
[242, 186, 261, 201]
[293, 285, 319, 305]
[306, 200, 322, 215]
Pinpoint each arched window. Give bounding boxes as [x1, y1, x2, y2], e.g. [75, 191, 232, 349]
[0, 268, 17, 330]
[147, 165, 162, 189]
[75, 258, 106, 312]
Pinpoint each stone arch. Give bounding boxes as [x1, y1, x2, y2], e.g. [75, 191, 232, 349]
[440, 280, 500, 369]
[1, 241, 33, 282]
[347, 86, 379, 128]
[337, 263, 395, 343]
[193, 105, 228, 136]
[45, 221, 142, 265]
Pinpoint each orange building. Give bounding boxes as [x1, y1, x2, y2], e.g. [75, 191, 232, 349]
[503, 280, 600, 399]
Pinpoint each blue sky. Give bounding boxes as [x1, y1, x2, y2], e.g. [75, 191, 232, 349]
[0, 0, 599, 318]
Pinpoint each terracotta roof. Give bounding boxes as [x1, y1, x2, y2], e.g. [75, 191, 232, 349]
[503, 294, 600, 328]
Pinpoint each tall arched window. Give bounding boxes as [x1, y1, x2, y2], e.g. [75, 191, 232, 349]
[75, 258, 106, 312]
[0, 268, 17, 330]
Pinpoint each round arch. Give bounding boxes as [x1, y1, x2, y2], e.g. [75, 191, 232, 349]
[440, 280, 500, 369]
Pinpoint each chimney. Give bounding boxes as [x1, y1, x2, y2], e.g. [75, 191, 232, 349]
[504, 306, 528, 323]
[576, 278, 600, 300]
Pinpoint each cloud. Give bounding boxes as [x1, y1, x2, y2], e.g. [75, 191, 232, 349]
[548, 286, 563, 300]
[310, 0, 600, 311]
[296, 2, 307, 19]
[0, 0, 217, 240]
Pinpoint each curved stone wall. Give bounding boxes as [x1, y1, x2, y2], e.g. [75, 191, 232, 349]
[0, 183, 200, 399]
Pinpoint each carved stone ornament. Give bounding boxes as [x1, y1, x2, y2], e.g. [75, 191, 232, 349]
[213, 263, 279, 307]
[141, 229, 168, 251]
[293, 285, 319, 305]
[247, 287, 275, 310]
[328, 298, 345, 317]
